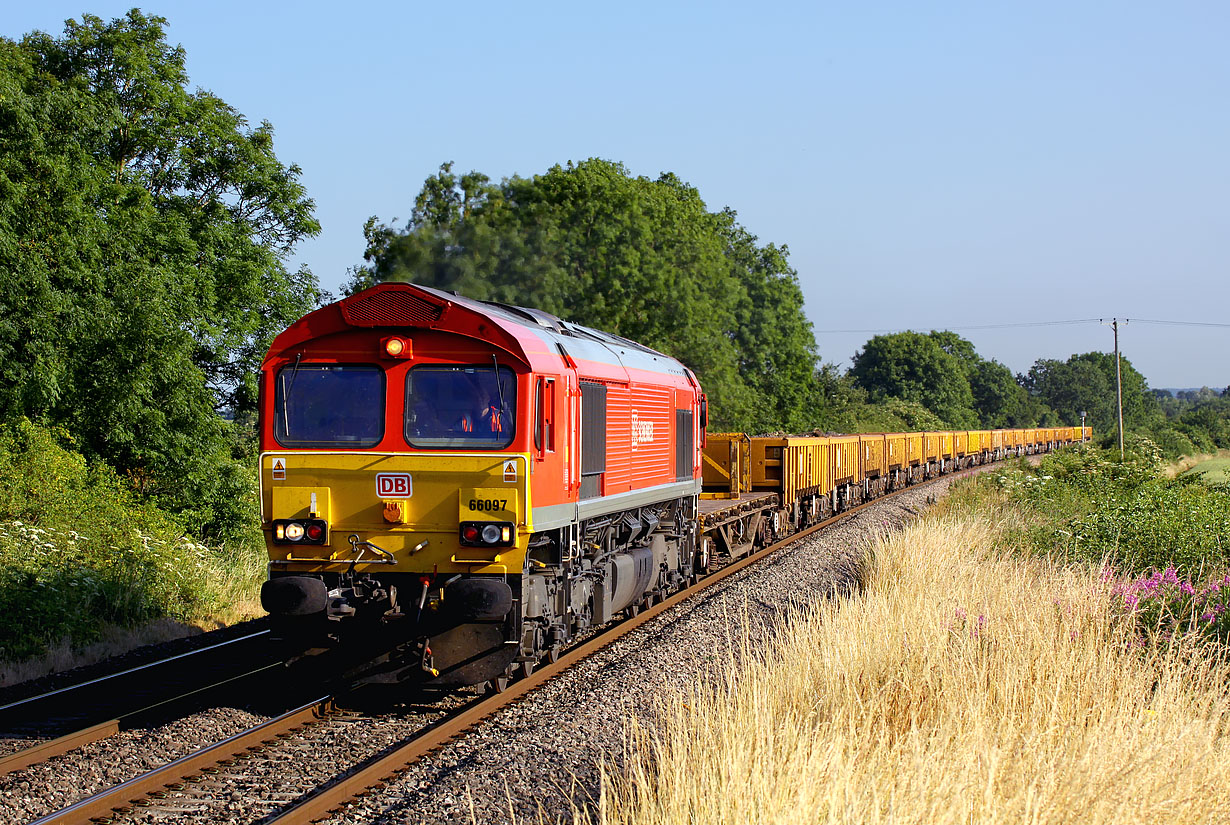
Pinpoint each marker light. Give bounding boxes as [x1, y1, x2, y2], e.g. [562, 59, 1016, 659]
[305, 522, 324, 541]
[381, 336, 411, 359]
[461, 524, 480, 543]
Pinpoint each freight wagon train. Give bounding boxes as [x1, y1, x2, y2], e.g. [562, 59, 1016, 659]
[257, 283, 1090, 691]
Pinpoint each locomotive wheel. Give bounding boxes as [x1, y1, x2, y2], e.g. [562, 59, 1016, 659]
[518, 660, 535, 679]
[544, 645, 560, 664]
[626, 603, 640, 618]
[488, 674, 510, 695]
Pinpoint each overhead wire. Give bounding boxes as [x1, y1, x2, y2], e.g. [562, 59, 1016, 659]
[815, 319, 1101, 335]
[815, 318, 1230, 334]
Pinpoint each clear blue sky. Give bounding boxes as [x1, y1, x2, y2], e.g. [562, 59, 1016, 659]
[7, 1, 1229, 389]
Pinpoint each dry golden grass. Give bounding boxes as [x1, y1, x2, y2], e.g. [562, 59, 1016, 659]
[588, 515, 1230, 824]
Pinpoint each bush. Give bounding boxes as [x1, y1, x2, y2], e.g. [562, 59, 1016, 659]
[975, 442, 1230, 576]
[0, 420, 261, 660]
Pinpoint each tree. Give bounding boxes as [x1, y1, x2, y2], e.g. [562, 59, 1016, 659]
[355, 159, 818, 432]
[1022, 352, 1158, 435]
[0, 12, 320, 539]
[849, 331, 978, 427]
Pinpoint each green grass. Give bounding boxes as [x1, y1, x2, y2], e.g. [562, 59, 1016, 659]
[1181, 457, 1230, 486]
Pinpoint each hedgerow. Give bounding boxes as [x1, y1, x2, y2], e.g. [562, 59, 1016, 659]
[0, 420, 262, 660]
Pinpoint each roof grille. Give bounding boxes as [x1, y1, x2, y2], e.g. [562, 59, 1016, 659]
[342, 289, 445, 327]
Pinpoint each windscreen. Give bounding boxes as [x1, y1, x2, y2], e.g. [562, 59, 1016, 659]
[273, 364, 384, 447]
[405, 365, 515, 449]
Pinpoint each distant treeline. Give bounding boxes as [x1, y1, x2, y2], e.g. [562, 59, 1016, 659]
[359, 162, 1230, 455]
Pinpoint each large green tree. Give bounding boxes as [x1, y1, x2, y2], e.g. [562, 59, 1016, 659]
[0, 11, 320, 539]
[355, 160, 817, 432]
[849, 331, 978, 427]
[1022, 353, 1157, 433]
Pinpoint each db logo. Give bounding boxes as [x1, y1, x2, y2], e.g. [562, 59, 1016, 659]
[376, 473, 413, 498]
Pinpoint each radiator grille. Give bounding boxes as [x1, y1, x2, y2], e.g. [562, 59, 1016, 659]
[342, 289, 444, 327]
[580, 382, 608, 499]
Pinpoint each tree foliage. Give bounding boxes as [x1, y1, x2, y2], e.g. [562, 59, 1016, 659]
[0, 11, 320, 539]
[849, 331, 979, 427]
[1022, 353, 1155, 434]
[355, 160, 817, 432]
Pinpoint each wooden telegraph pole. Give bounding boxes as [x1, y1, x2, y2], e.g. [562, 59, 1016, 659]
[1102, 319, 1126, 461]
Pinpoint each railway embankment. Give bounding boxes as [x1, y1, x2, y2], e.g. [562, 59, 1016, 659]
[589, 444, 1230, 824]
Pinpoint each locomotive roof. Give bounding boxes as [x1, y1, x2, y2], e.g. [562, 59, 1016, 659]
[265, 282, 693, 384]
[415, 285, 671, 360]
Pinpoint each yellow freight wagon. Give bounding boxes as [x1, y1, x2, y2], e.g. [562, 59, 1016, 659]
[828, 435, 861, 486]
[938, 431, 954, 461]
[885, 433, 907, 470]
[701, 433, 750, 498]
[906, 433, 924, 466]
[861, 434, 887, 479]
[780, 437, 830, 502]
[861, 434, 889, 496]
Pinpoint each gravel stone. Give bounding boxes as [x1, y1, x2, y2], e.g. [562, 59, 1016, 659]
[0, 706, 269, 825]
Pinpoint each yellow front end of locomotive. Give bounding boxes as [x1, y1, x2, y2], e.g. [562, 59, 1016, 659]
[259, 451, 532, 576]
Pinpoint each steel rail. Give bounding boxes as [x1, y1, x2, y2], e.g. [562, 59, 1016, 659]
[28, 697, 334, 825]
[0, 661, 289, 780]
[0, 630, 270, 714]
[0, 719, 119, 777]
[0, 634, 280, 779]
[264, 460, 1006, 825]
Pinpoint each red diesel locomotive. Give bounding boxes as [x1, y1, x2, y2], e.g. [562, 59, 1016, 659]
[258, 283, 707, 688]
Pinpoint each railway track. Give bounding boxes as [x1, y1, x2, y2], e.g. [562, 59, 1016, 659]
[20, 462, 1003, 825]
[0, 631, 285, 778]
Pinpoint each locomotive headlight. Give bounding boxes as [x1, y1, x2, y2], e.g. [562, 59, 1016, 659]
[459, 521, 515, 547]
[272, 518, 328, 545]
